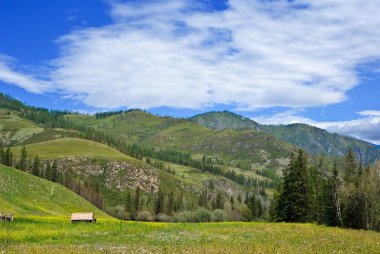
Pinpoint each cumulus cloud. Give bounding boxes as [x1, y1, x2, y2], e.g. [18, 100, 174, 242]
[2, 0, 380, 110]
[0, 56, 49, 93]
[253, 110, 380, 145]
[50, 0, 380, 109]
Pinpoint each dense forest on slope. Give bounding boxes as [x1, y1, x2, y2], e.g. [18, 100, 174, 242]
[190, 111, 380, 164]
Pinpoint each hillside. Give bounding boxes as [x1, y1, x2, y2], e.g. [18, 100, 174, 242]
[12, 137, 133, 160]
[66, 110, 296, 170]
[190, 110, 260, 131]
[9, 137, 244, 219]
[0, 108, 43, 146]
[0, 164, 110, 218]
[190, 111, 380, 163]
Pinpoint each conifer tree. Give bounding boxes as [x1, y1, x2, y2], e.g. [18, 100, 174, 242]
[32, 155, 40, 177]
[51, 160, 58, 182]
[276, 150, 314, 222]
[45, 161, 52, 180]
[125, 190, 132, 212]
[167, 190, 174, 215]
[134, 187, 140, 211]
[343, 148, 357, 183]
[4, 147, 13, 167]
[18, 146, 27, 171]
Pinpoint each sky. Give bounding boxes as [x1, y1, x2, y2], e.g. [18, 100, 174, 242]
[0, 0, 380, 144]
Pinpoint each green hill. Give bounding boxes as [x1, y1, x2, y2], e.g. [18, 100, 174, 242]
[12, 137, 133, 161]
[191, 111, 380, 163]
[0, 108, 43, 146]
[191, 110, 260, 130]
[66, 110, 296, 170]
[0, 164, 110, 218]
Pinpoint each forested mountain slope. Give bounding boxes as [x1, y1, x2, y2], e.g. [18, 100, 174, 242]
[190, 111, 380, 164]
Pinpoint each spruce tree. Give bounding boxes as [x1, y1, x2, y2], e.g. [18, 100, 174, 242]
[277, 150, 314, 222]
[134, 187, 140, 211]
[343, 148, 357, 183]
[0, 147, 4, 164]
[4, 147, 13, 167]
[167, 191, 174, 215]
[45, 161, 52, 180]
[51, 160, 58, 182]
[32, 156, 40, 177]
[125, 190, 132, 212]
[18, 146, 27, 171]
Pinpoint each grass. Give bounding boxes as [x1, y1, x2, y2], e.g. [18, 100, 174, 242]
[0, 108, 43, 145]
[0, 164, 110, 218]
[1, 218, 379, 253]
[12, 137, 134, 161]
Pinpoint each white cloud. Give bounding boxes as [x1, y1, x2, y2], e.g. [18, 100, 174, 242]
[253, 110, 380, 145]
[2, 0, 380, 110]
[0, 56, 49, 93]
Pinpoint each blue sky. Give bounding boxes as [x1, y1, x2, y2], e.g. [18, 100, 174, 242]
[0, 0, 380, 144]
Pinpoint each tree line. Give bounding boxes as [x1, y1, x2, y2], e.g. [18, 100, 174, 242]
[271, 148, 380, 230]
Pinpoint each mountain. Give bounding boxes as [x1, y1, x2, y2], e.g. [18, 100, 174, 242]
[190, 111, 260, 131]
[0, 164, 110, 218]
[66, 110, 296, 170]
[191, 111, 380, 164]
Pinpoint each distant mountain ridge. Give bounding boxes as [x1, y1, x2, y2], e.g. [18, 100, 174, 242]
[190, 111, 380, 163]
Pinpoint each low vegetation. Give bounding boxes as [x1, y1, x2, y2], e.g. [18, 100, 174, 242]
[2, 218, 379, 253]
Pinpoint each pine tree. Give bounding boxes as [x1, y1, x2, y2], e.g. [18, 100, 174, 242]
[134, 187, 140, 211]
[154, 189, 165, 215]
[17, 146, 27, 171]
[45, 161, 52, 180]
[4, 147, 13, 167]
[0, 147, 4, 164]
[276, 150, 314, 222]
[51, 160, 58, 182]
[32, 155, 40, 177]
[343, 148, 357, 183]
[125, 190, 132, 212]
[167, 190, 174, 215]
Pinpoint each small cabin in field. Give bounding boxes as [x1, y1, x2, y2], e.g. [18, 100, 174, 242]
[0, 212, 14, 222]
[71, 212, 96, 223]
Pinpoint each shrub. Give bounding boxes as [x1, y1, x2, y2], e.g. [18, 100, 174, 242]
[136, 211, 154, 221]
[156, 213, 172, 222]
[193, 208, 212, 222]
[212, 209, 227, 222]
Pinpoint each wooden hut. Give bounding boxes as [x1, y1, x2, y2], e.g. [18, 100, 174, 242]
[71, 212, 96, 223]
[0, 212, 13, 222]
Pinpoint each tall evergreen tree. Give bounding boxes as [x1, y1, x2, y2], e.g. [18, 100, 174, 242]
[134, 187, 140, 211]
[17, 146, 27, 171]
[4, 147, 13, 167]
[51, 160, 58, 182]
[276, 150, 314, 222]
[125, 190, 132, 212]
[45, 161, 52, 180]
[343, 148, 357, 183]
[32, 155, 40, 177]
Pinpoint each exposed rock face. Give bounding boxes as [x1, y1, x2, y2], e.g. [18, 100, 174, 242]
[55, 157, 160, 193]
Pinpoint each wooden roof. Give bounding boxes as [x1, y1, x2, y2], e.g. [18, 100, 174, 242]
[71, 212, 94, 221]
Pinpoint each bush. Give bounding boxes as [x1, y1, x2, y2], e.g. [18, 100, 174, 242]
[136, 211, 154, 221]
[193, 208, 212, 222]
[212, 209, 227, 222]
[106, 206, 131, 220]
[173, 211, 194, 222]
[156, 213, 172, 222]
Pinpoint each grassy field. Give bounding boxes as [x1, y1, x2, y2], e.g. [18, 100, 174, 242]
[0, 108, 43, 145]
[1, 218, 379, 253]
[0, 165, 109, 218]
[12, 137, 134, 161]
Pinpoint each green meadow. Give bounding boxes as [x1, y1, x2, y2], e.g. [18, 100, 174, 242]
[1, 218, 380, 254]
